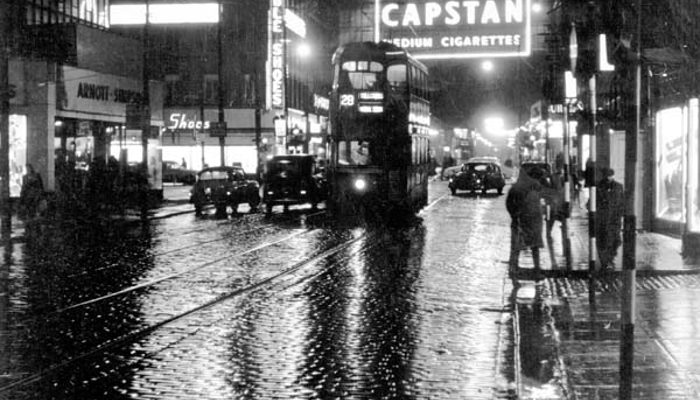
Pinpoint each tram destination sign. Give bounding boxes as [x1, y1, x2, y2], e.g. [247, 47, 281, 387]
[375, 0, 531, 60]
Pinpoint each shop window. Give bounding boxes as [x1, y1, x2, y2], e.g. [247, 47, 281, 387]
[165, 74, 180, 105]
[655, 107, 684, 222]
[203, 75, 219, 105]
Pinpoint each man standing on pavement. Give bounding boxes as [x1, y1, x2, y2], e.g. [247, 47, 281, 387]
[506, 167, 545, 278]
[596, 167, 625, 270]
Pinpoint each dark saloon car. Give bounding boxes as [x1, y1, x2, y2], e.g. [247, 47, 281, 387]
[190, 166, 260, 215]
[448, 161, 506, 195]
[162, 161, 197, 184]
[263, 154, 327, 214]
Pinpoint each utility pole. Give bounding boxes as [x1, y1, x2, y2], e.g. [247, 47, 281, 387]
[588, 75, 597, 276]
[217, 0, 226, 166]
[0, 0, 12, 239]
[140, 0, 151, 219]
[562, 101, 572, 269]
[619, 0, 641, 397]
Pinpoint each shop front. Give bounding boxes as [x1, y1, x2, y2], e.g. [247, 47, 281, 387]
[161, 108, 275, 175]
[654, 99, 700, 255]
[57, 66, 164, 194]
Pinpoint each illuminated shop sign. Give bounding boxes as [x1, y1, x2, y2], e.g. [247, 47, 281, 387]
[76, 82, 142, 103]
[375, 0, 531, 60]
[110, 3, 219, 25]
[313, 94, 330, 111]
[285, 9, 306, 38]
[62, 67, 145, 117]
[269, 0, 286, 110]
[167, 112, 211, 131]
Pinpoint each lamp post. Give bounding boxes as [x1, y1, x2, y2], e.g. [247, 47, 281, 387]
[216, 0, 226, 166]
[140, 0, 151, 219]
[0, 0, 13, 238]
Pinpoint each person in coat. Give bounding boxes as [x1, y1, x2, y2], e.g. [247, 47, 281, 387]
[596, 167, 625, 269]
[19, 163, 44, 219]
[506, 166, 545, 275]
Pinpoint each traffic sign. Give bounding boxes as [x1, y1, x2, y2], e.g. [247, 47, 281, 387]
[209, 121, 227, 137]
[126, 104, 149, 129]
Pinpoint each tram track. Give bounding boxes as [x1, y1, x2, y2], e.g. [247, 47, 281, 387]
[61, 208, 327, 282]
[56, 227, 319, 313]
[0, 230, 370, 395]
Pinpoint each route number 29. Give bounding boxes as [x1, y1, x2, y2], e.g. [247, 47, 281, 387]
[340, 94, 355, 107]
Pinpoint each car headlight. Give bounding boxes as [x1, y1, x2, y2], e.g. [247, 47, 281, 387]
[353, 178, 367, 191]
[300, 190, 307, 195]
[226, 191, 231, 196]
[267, 191, 274, 195]
[205, 187, 211, 195]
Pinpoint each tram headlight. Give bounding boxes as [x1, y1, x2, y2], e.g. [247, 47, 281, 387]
[353, 178, 367, 191]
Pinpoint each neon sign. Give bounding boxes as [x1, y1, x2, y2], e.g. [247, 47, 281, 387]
[375, 0, 531, 60]
[269, 0, 286, 110]
[167, 113, 211, 130]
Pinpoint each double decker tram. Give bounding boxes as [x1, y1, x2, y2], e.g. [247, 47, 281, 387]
[327, 41, 430, 218]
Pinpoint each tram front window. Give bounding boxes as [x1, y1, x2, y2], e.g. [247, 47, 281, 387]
[338, 140, 372, 166]
[342, 61, 383, 90]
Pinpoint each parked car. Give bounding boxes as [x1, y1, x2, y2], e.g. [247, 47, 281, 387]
[162, 161, 197, 184]
[263, 154, 327, 214]
[190, 166, 261, 215]
[448, 160, 506, 195]
[441, 164, 463, 181]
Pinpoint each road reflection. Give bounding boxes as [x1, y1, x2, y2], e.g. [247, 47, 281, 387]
[2, 220, 156, 399]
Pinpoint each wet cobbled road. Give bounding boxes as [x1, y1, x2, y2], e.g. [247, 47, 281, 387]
[0, 180, 518, 399]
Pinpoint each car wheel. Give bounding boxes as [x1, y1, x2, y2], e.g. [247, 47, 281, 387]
[498, 187, 504, 195]
[265, 203, 273, 215]
[230, 203, 238, 214]
[194, 204, 203, 216]
[450, 187, 456, 195]
[215, 204, 227, 217]
[482, 188, 487, 194]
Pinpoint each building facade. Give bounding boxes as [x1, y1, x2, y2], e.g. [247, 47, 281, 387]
[9, 1, 164, 197]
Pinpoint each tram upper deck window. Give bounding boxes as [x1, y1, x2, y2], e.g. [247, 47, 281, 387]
[338, 140, 373, 166]
[387, 64, 408, 93]
[342, 61, 383, 90]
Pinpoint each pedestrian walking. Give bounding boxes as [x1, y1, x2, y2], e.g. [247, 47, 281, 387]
[596, 167, 624, 269]
[19, 163, 44, 219]
[506, 166, 544, 277]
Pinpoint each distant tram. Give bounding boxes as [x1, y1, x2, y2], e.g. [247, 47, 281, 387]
[327, 41, 431, 217]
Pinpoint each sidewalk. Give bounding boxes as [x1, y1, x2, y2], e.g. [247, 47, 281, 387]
[9, 184, 196, 241]
[514, 208, 700, 399]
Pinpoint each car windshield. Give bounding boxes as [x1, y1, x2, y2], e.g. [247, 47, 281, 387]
[465, 163, 495, 173]
[268, 160, 301, 178]
[199, 170, 230, 180]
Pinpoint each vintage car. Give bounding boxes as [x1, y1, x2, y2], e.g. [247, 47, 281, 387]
[448, 160, 506, 195]
[441, 164, 463, 181]
[263, 154, 327, 214]
[162, 161, 197, 184]
[190, 166, 261, 215]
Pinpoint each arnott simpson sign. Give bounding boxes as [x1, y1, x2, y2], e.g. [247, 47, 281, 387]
[375, 0, 531, 59]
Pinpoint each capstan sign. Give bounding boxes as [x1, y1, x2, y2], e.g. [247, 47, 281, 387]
[375, 0, 531, 60]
